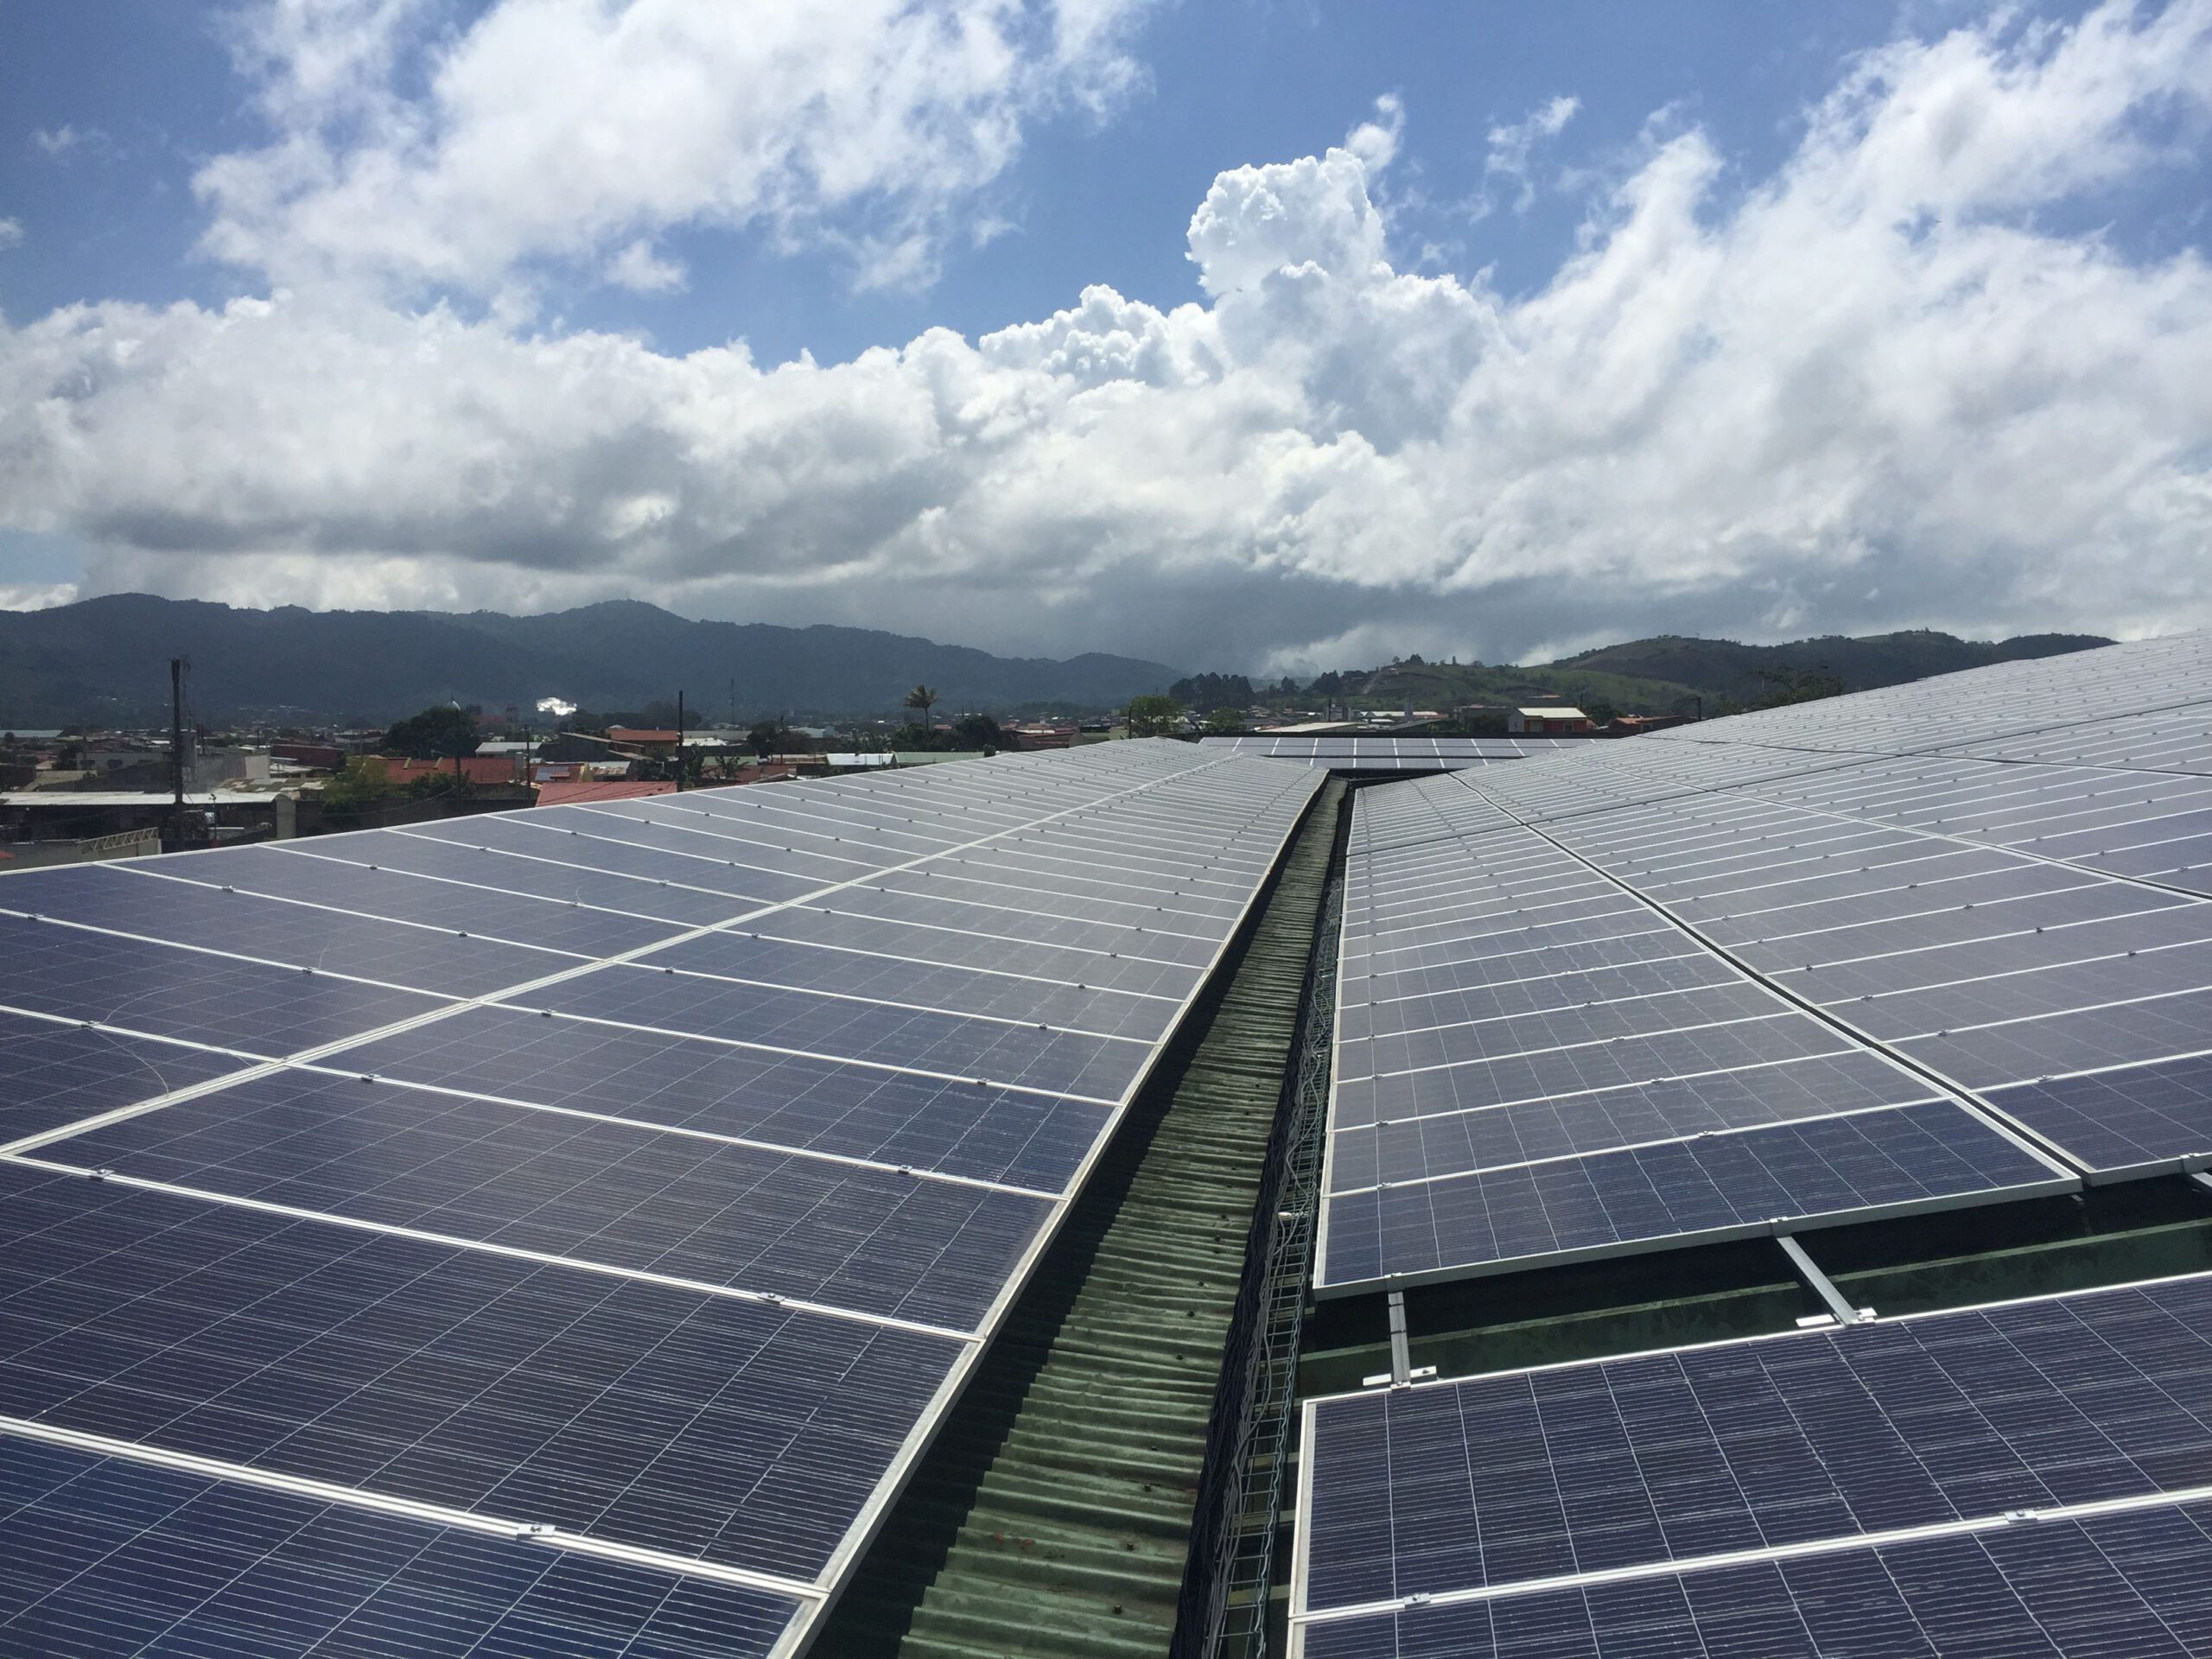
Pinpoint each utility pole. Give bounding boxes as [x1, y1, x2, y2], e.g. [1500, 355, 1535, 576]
[169, 656, 187, 852]
[676, 690, 685, 791]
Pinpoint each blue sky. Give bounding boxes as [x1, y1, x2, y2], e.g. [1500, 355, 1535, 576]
[4, 3, 2039, 361]
[2, 0, 2209, 672]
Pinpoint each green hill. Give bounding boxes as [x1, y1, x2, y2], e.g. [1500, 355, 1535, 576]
[1316, 629, 2110, 718]
[1554, 630, 2110, 703]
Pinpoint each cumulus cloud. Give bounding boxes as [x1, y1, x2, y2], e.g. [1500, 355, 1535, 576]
[0, 219, 22, 251]
[195, 0, 1155, 297]
[4, 1, 2212, 671]
[1344, 93, 1404, 174]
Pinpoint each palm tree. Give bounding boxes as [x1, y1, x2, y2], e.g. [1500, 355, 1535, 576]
[904, 684, 939, 729]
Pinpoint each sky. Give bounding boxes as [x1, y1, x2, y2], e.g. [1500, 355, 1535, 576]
[2, 0, 2209, 677]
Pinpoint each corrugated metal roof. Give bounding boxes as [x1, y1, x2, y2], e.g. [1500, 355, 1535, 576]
[532, 779, 680, 806]
[0, 791, 281, 805]
[820, 780, 1343, 1658]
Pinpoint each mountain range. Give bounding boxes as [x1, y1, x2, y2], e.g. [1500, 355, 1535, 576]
[0, 595, 1181, 727]
[0, 595, 2114, 729]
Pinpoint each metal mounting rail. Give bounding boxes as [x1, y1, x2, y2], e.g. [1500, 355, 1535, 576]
[1776, 1231, 1874, 1325]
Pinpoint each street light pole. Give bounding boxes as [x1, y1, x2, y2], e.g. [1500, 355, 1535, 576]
[169, 656, 187, 851]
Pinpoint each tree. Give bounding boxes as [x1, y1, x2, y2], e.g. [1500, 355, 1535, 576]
[1203, 705, 1245, 735]
[1581, 699, 1619, 728]
[949, 712, 1005, 751]
[383, 704, 479, 759]
[1751, 666, 1845, 709]
[322, 756, 398, 808]
[1167, 671, 1254, 712]
[903, 684, 939, 728]
[1125, 694, 1181, 738]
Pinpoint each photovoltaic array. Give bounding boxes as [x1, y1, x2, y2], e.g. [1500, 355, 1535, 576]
[1293, 1274, 2212, 1656]
[1200, 736, 1565, 771]
[0, 740, 1319, 1656]
[1319, 634, 2212, 1291]
[1299, 632, 2212, 1656]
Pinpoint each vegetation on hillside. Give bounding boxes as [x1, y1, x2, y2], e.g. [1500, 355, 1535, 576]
[381, 704, 480, 758]
[1196, 628, 2111, 723]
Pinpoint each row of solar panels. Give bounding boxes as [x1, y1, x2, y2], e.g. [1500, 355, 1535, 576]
[1199, 736, 1565, 770]
[0, 741, 1321, 1656]
[1300, 632, 2212, 1656]
[1293, 1269, 2212, 1656]
[1321, 634, 2212, 1294]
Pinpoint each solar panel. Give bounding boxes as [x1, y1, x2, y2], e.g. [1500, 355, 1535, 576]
[332, 1004, 1114, 1189]
[1298, 1497, 2212, 1659]
[37, 1069, 1050, 1331]
[0, 1160, 962, 1577]
[149, 840, 693, 955]
[0, 1433, 803, 1659]
[1198, 736, 1545, 772]
[0, 862, 564, 998]
[0, 917, 452, 1052]
[0, 1011, 254, 1144]
[1293, 1271, 2212, 1653]
[0, 739, 1322, 1655]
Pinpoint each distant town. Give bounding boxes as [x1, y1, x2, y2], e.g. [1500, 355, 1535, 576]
[0, 619, 2109, 868]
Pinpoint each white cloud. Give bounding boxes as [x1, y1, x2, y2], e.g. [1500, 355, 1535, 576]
[4, 1, 2212, 672]
[196, 0, 1154, 296]
[0, 582, 79, 612]
[606, 238, 687, 294]
[1344, 93, 1404, 174]
[0, 219, 21, 251]
[32, 127, 76, 156]
[1471, 92, 1580, 219]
